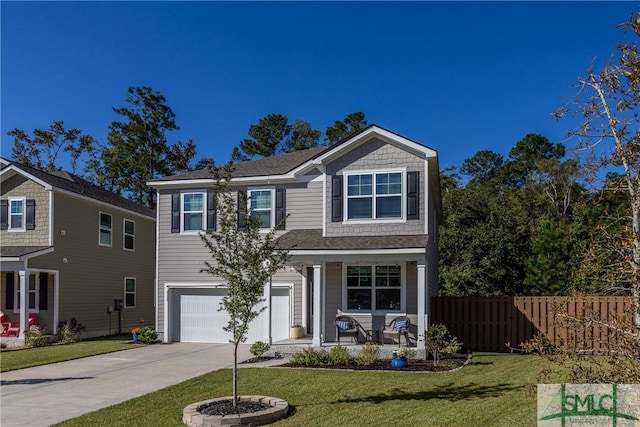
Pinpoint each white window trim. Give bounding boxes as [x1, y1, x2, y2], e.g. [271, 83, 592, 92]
[8, 197, 26, 232]
[14, 273, 39, 313]
[123, 219, 135, 251]
[343, 168, 406, 224]
[341, 262, 406, 314]
[99, 211, 113, 247]
[180, 190, 206, 235]
[124, 277, 136, 308]
[248, 187, 275, 231]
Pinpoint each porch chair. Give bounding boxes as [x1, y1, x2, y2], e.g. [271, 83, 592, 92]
[5, 314, 39, 337]
[380, 316, 411, 347]
[335, 315, 360, 344]
[0, 313, 9, 337]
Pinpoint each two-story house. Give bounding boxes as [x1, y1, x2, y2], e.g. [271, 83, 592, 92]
[149, 125, 441, 347]
[0, 159, 156, 342]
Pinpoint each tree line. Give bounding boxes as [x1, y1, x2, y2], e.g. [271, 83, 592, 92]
[7, 86, 367, 210]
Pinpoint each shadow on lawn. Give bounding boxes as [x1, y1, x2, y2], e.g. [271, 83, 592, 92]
[335, 382, 521, 404]
[1, 376, 94, 386]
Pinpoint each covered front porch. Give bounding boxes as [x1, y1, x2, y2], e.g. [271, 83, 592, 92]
[1, 246, 59, 342]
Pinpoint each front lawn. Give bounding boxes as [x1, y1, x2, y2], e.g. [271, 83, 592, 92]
[0, 334, 139, 372]
[54, 352, 543, 426]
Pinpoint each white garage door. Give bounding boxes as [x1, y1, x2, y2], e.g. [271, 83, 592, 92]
[172, 287, 289, 343]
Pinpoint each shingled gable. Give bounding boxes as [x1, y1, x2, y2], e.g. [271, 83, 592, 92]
[150, 124, 439, 185]
[0, 160, 155, 218]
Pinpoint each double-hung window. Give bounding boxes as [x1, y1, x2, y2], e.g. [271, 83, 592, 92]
[249, 189, 274, 229]
[124, 277, 136, 308]
[99, 212, 112, 246]
[346, 171, 403, 220]
[123, 219, 135, 251]
[16, 273, 38, 311]
[182, 192, 204, 232]
[9, 198, 25, 231]
[346, 264, 403, 311]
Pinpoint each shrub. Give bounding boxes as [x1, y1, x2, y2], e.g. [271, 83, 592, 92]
[289, 348, 333, 366]
[425, 323, 462, 365]
[138, 327, 158, 344]
[355, 341, 380, 366]
[25, 324, 52, 348]
[329, 345, 352, 365]
[250, 341, 270, 357]
[57, 317, 86, 343]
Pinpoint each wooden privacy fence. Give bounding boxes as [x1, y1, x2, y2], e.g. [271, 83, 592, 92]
[430, 296, 634, 352]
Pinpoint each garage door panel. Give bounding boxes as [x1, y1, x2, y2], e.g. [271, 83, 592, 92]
[172, 287, 290, 344]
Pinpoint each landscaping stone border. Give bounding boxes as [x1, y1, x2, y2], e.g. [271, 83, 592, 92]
[183, 396, 288, 427]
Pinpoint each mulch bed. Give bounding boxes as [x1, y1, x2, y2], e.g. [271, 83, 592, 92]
[198, 399, 271, 416]
[242, 352, 470, 372]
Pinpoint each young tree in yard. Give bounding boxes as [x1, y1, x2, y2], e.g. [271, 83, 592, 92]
[555, 11, 640, 327]
[7, 120, 97, 173]
[200, 164, 289, 406]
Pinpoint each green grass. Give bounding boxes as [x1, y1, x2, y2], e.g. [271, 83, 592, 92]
[0, 334, 139, 372]
[54, 352, 543, 427]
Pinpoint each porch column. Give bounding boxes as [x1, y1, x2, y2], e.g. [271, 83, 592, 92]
[312, 261, 322, 347]
[18, 270, 28, 338]
[265, 279, 272, 345]
[301, 268, 308, 332]
[53, 272, 59, 334]
[417, 259, 426, 346]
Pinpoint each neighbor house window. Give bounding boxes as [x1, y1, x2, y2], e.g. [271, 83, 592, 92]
[124, 277, 136, 308]
[346, 264, 403, 311]
[16, 274, 38, 311]
[123, 219, 135, 251]
[182, 192, 204, 232]
[346, 171, 402, 220]
[9, 198, 25, 231]
[99, 212, 112, 246]
[249, 189, 274, 229]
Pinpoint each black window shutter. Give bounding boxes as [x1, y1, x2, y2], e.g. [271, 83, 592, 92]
[5, 273, 14, 309]
[39, 273, 48, 310]
[26, 199, 36, 230]
[331, 176, 343, 222]
[237, 189, 246, 229]
[0, 200, 8, 230]
[407, 171, 420, 220]
[171, 193, 180, 233]
[207, 190, 216, 231]
[275, 188, 286, 230]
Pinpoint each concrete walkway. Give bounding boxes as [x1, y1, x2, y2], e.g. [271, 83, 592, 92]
[0, 343, 253, 427]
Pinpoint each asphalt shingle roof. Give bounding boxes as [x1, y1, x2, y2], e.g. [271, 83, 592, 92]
[2, 162, 155, 218]
[0, 246, 52, 257]
[274, 229, 428, 251]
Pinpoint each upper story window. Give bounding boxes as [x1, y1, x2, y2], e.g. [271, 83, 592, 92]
[182, 192, 204, 232]
[123, 219, 135, 251]
[346, 171, 403, 220]
[249, 189, 274, 229]
[9, 198, 26, 231]
[99, 212, 112, 246]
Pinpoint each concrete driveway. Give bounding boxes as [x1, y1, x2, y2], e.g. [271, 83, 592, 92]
[0, 342, 252, 427]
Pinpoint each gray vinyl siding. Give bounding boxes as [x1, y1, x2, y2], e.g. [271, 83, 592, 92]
[285, 176, 323, 230]
[272, 268, 303, 327]
[324, 262, 342, 342]
[28, 192, 155, 337]
[0, 175, 50, 246]
[325, 138, 426, 237]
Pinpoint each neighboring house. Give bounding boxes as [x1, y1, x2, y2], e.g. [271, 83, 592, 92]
[149, 125, 441, 347]
[0, 159, 156, 341]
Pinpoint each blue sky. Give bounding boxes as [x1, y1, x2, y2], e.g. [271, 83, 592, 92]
[1, 2, 635, 172]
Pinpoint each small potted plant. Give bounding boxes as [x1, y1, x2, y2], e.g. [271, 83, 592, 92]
[391, 347, 409, 368]
[131, 326, 141, 343]
[289, 324, 305, 339]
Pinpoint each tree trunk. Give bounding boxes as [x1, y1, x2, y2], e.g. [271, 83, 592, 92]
[233, 341, 238, 407]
